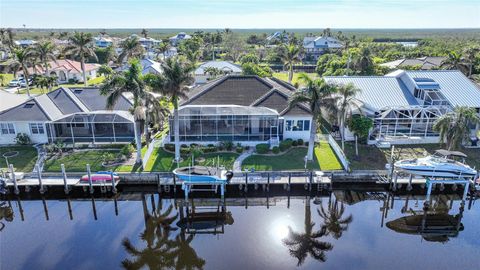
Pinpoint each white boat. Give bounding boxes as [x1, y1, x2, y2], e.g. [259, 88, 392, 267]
[394, 150, 478, 178]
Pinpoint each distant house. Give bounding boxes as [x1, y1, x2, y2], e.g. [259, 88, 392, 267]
[0, 87, 134, 145]
[167, 75, 312, 146]
[138, 37, 161, 49]
[169, 32, 192, 46]
[94, 35, 113, 48]
[194, 61, 242, 84]
[303, 36, 343, 61]
[380, 56, 446, 70]
[266, 32, 288, 44]
[324, 70, 480, 145]
[25, 59, 101, 84]
[118, 58, 162, 75]
[14, 40, 36, 47]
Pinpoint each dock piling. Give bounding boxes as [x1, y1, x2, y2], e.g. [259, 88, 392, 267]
[407, 174, 413, 191]
[244, 173, 248, 193]
[61, 164, 69, 194]
[9, 164, 19, 195]
[267, 173, 270, 192]
[111, 171, 117, 194]
[288, 173, 291, 192]
[87, 164, 93, 194]
[36, 165, 45, 194]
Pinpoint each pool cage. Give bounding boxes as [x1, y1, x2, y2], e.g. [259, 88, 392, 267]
[169, 105, 283, 142]
[371, 105, 451, 140]
[47, 112, 135, 144]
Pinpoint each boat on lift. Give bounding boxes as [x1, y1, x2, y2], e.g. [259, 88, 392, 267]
[394, 149, 477, 178]
[173, 166, 234, 183]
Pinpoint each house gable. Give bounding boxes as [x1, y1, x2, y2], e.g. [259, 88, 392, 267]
[0, 99, 50, 122]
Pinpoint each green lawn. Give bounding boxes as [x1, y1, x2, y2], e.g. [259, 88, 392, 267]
[0, 73, 14, 87]
[0, 146, 38, 172]
[272, 72, 318, 86]
[145, 148, 239, 172]
[17, 76, 106, 95]
[44, 150, 119, 172]
[344, 142, 480, 170]
[242, 143, 343, 171]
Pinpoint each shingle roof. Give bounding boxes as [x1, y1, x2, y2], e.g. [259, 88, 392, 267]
[181, 75, 311, 116]
[0, 99, 50, 121]
[324, 76, 419, 110]
[406, 70, 480, 107]
[46, 88, 83, 114]
[71, 88, 132, 111]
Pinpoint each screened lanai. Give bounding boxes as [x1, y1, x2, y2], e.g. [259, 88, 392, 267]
[47, 112, 135, 143]
[370, 105, 450, 140]
[170, 105, 283, 142]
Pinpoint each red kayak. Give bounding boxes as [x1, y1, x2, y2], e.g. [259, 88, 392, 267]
[80, 174, 120, 182]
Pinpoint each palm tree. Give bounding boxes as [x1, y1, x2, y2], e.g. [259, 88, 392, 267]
[122, 196, 178, 270]
[64, 32, 98, 86]
[101, 60, 164, 164]
[9, 47, 34, 96]
[153, 57, 194, 162]
[171, 232, 206, 270]
[433, 106, 480, 150]
[154, 42, 170, 60]
[462, 46, 479, 77]
[353, 46, 374, 75]
[288, 74, 337, 161]
[335, 83, 362, 150]
[97, 64, 114, 79]
[283, 197, 333, 266]
[441, 51, 468, 75]
[33, 40, 57, 85]
[279, 43, 302, 83]
[118, 36, 144, 63]
[140, 28, 149, 38]
[318, 198, 353, 239]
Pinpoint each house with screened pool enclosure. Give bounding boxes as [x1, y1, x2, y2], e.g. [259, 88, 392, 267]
[168, 75, 313, 146]
[0, 87, 135, 145]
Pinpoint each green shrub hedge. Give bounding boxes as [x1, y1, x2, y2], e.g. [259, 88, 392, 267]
[272, 146, 280, 154]
[256, 143, 269, 154]
[279, 139, 293, 152]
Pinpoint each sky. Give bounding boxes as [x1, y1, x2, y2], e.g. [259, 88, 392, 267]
[0, 0, 479, 29]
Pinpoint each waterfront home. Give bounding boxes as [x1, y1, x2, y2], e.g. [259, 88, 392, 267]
[0, 87, 134, 145]
[14, 39, 36, 47]
[168, 75, 312, 146]
[94, 35, 114, 48]
[169, 32, 192, 46]
[194, 61, 242, 84]
[138, 37, 161, 49]
[324, 70, 480, 145]
[381, 56, 446, 70]
[25, 59, 100, 84]
[118, 58, 162, 75]
[303, 36, 343, 61]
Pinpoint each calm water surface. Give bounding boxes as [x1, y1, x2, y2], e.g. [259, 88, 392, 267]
[1, 191, 479, 270]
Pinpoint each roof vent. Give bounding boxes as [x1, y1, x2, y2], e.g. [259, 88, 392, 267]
[23, 103, 35, 108]
[74, 89, 83, 94]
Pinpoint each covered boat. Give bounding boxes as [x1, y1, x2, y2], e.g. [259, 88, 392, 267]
[394, 150, 477, 178]
[80, 171, 120, 182]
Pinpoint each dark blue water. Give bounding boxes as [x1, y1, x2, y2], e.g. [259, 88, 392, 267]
[1, 192, 479, 270]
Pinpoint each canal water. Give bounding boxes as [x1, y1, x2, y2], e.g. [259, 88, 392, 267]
[1, 191, 479, 269]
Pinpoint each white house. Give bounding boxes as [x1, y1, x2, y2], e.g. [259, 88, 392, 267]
[169, 32, 192, 46]
[14, 40, 36, 47]
[94, 35, 113, 48]
[26, 59, 100, 84]
[118, 58, 162, 75]
[138, 37, 161, 49]
[0, 87, 135, 145]
[303, 36, 343, 61]
[324, 70, 480, 145]
[194, 61, 242, 84]
[168, 75, 312, 146]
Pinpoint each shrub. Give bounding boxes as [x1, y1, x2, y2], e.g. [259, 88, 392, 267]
[207, 144, 215, 148]
[256, 143, 269, 154]
[164, 143, 175, 152]
[292, 140, 298, 146]
[279, 139, 293, 152]
[236, 147, 244, 153]
[220, 141, 234, 151]
[102, 152, 116, 163]
[181, 144, 189, 148]
[120, 144, 135, 158]
[297, 139, 304, 146]
[15, 133, 31, 145]
[272, 146, 280, 154]
[180, 147, 191, 155]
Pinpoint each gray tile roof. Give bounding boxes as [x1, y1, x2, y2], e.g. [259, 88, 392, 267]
[71, 88, 132, 111]
[0, 99, 50, 121]
[324, 76, 419, 110]
[406, 70, 480, 108]
[46, 88, 83, 114]
[34, 94, 64, 120]
[181, 75, 311, 116]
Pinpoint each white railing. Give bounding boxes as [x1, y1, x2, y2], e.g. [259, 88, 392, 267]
[317, 134, 350, 172]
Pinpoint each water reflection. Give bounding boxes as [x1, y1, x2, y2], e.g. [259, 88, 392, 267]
[317, 196, 353, 239]
[282, 197, 333, 266]
[0, 201, 14, 231]
[386, 195, 465, 243]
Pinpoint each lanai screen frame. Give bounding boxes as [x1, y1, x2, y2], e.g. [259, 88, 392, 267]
[170, 105, 282, 142]
[47, 113, 135, 144]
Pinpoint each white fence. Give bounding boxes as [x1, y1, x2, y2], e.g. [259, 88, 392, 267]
[317, 134, 350, 172]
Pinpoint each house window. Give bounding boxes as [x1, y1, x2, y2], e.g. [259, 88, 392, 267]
[286, 120, 293, 131]
[303, 120, 310, 131]
[294, 120, 304, 131]
[0, 123, 15, 135]
[29, 123, 45, 134]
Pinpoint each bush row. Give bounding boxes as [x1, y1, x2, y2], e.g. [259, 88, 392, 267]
[256, 138, 308, 155]
[164, 142, 250, 155]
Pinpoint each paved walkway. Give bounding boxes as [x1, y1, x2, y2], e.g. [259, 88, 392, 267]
[233, 149, 254, 172]
[33, 144, 46, 174]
